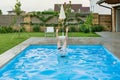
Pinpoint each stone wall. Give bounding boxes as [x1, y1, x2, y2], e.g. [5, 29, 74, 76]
[0, 15, 58, 32]
[0, 13, 112, 32]
[23, 15, 58, 32]
[0, 15, 24, 26]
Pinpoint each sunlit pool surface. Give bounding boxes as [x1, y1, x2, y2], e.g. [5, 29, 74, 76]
[0, 45, 120, 80]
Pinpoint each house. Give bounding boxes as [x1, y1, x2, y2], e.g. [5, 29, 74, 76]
[8, 10, 26, 15]
[89, 0, 111, 14]
[54, 4, 90, 13]
[97, 0, 120, 32]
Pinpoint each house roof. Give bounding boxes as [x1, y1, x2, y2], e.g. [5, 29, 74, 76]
[97, 0, 120, 4]
[54, 4, 90, 13]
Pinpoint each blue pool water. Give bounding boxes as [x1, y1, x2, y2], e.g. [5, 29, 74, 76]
[0, 45, 120, 80]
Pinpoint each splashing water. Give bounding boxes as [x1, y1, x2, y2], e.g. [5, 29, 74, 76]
[0, 45, 120, 80]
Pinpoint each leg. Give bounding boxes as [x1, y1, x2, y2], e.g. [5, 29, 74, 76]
[63, 27, 68, 48]
[56, 28, 61, 48]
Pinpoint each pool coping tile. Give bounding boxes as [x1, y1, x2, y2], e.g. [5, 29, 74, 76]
[0, 32, 120, 68]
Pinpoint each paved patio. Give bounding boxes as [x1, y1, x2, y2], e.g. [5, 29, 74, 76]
[0, 32, 120, 68]
[96, 32, 120, 59]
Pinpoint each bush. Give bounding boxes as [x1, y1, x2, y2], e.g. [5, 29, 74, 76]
[59, 27, 63, 32]
[0, 26, 26, 33]
[20, 27, 25, 32]
[92, 25, 104, 32]
[79, 24, 90, 33]
[6, 27, 13, 33]
[69, 26, 76, 32]
[33, 25, 40, 32]
[42, 11, 58, 15]
[0, 26, 14, 33]
[0, 27, 6, 33]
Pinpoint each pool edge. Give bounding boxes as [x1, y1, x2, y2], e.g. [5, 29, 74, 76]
[0, 37, 120, 68]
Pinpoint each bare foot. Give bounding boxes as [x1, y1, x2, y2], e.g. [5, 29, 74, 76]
[56, 28, 59, 33]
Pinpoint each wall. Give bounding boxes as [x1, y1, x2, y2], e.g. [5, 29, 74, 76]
[23, 15, 58, 32]
[0, 14, 58, 32]
[99, 15, 112, 31]
[0, 13, 112, 32]
[0, 15, 24, 26]
[23, 16, 32, 32]
[93, 13, 112, 31]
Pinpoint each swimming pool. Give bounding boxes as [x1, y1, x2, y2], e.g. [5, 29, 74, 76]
[0, 45, 120, 80]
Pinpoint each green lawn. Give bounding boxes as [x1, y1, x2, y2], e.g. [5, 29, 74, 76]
[0, 32, 100, 54]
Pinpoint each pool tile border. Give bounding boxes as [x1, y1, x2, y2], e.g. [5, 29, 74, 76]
[0, 33, 120, 68]
[0, 37, 102, 68]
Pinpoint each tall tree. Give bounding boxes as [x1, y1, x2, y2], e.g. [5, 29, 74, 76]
[14, 0, 22, 37]
[14, 0, 21, 15]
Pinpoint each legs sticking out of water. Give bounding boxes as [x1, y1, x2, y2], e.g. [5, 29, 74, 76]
[56, 27, 68, 57]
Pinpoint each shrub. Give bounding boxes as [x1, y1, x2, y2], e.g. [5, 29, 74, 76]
[6, 27, 13, 33]
[92, 25, 104, 32]
[0, 27, 6, 33]
[0, 26, 14, 33]
[33, 25, 40, 32]
[20, 27, 25, 32]
[69, 26, 76, 32]
[79, 24, 90, 33]
[42, 11, 58, 15]
[83, 13, 93, 33]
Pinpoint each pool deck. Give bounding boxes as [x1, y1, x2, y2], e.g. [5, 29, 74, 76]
[0, 32, 120, 68]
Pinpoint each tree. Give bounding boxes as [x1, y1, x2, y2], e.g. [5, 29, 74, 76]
[63, 1, 72, 26]
[75, 13, 84, 30]
[84, 12, 93, 33]
[64, 1, 72, 19]
[14, 0, 22, 37]
[14, 0, 22, 15]
[0, 9, 2, 15]
[32, 11, 56, 27]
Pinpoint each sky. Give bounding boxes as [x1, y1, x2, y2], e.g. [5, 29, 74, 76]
[0, 0, 90, 14]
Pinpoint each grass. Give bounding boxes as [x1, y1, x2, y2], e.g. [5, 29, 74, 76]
[0, 32, 100, 54]
[68, 32, 100, 37]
